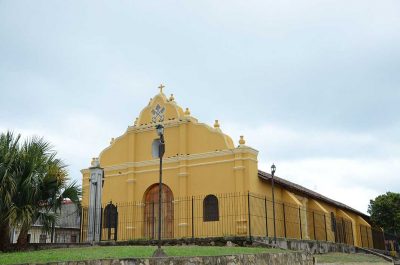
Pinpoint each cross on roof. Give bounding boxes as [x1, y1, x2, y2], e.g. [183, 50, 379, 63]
[158, 84, 165, 92]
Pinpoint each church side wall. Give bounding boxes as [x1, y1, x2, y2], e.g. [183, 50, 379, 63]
[246, 175, 370, 248]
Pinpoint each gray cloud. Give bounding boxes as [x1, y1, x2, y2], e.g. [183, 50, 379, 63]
[1, 0, 399, 213]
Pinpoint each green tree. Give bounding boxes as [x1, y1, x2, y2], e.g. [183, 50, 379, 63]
[0, 132, 20, 250]
[368, 192, 400, 236]
[0, 131, 81, 250]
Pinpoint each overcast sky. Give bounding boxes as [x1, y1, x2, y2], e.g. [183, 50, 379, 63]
[1, 1, 399, 214]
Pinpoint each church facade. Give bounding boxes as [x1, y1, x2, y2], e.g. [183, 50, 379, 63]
[81, 87, 374, 248]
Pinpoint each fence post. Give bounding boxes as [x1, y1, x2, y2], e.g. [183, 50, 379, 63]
[283, 203, 287, 238]
[342, 218, 346, 244]
[382, 229, 387, 251]
[324, 214, 328, 241]
[264, 196, 268, 237]
[79, 207, 83, 243]
[312, 211, 316, 240]
[152, 202, 155, 240]
[114, 204, 118, 241]
[51, 221, 55, 243]
[299, 207, 302, 240]
[332, 214, 337, 243]
[191, 196, 194, 240]
[99, 206, 103, 241]
[247, 192, 252, 240]
[108, 203, 111, 240]
[350, 221, 354, 245]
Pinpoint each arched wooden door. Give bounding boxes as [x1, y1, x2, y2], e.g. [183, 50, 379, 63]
[143, 184, 174, 239]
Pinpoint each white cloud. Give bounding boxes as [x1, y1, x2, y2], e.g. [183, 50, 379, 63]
[221, 121, 400, 214]
[0, 111, 122, 184]
[1, 0, 399, 217]
[265, 158, 399, 214]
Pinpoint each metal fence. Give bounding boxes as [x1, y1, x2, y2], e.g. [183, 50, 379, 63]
[80, 192, 385, 249]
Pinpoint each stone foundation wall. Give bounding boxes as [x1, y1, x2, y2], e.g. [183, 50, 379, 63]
[252, 237, 356, 254]
[14, 252, 313, 265]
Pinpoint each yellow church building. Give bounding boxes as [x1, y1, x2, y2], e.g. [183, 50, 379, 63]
[81, 87, 375, 249]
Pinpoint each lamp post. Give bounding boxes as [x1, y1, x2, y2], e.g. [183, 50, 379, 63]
[152, 124, 166, 257]
[271, 163, 277, 245]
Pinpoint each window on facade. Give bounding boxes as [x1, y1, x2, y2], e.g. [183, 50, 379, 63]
[71, 235, 77, 243]
[330, 212, 336, 231]
[203, 195, 219, 222]
[103, 203, 118, 228]
[39, 234, 47, 243]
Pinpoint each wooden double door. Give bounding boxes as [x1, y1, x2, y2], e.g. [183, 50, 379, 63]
[144, 184, 174, 239]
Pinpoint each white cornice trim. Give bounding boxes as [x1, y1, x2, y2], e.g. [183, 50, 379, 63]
[233, 146, 259, 155]
[102, 157, 258, 178]
[127, 118, 193, 133]
[87, 148, 255, 172]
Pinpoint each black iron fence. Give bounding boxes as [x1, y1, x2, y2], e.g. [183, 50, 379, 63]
[383, 232, 400, 253]
[79, 192, 385, 250]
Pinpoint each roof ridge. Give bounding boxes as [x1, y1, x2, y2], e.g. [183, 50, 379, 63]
[257, 169, 368, 218]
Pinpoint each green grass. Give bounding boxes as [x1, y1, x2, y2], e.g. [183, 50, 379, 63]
[315, 252, 390, 263]
[0, 245, 285, 265]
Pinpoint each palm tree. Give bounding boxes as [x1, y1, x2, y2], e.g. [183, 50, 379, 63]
[0, 131, 81, 250]
[0, 132, 20, 250]
[11, 136, 81, 248]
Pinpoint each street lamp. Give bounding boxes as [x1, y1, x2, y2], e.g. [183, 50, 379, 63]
[152, 124, 166, 257]
[156, 124, 164, 138]
[271, 163, 277, 245]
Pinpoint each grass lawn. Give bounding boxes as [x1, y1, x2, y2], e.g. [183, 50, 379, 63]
[315, 252, 390, 263]
[0, 245, 286, 265]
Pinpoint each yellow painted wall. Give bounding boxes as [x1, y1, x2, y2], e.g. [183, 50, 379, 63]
[81, 90, 371, 247]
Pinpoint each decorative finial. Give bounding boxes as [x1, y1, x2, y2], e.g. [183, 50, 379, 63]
[239, 135, 246, 145]
[158, 84, 165, 93]
[169, 94, 175, 101]
[134, 117, 138, 126]
[214, 120, 220, 128]
[110, 138, 115, 144]
[185, 107, 191, 116]
[91, 157, 100, 167]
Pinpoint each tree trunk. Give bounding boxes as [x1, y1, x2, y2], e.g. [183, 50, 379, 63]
[16, 225, 29, 250]
[0, 223, 10, 251]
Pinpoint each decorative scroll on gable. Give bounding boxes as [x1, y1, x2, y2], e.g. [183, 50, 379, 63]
[151, 104, 166, 123]
[136, 86, 185, 125]
[98, 85, 239, 167]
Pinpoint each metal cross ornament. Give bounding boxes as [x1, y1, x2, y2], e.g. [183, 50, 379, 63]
[158, 84, 165, 92]
[151, 104, 166, 123]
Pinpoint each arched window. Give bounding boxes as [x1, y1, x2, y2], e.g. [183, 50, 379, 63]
[203, 195, 219, 222]
[103, 203, 118, 228]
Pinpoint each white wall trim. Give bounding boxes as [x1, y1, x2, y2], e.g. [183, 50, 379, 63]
[82, 148, 258, 175]
[103, 157, 258, 178]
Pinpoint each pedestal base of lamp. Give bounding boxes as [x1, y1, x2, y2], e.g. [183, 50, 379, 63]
[152, 247, 168, 257]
